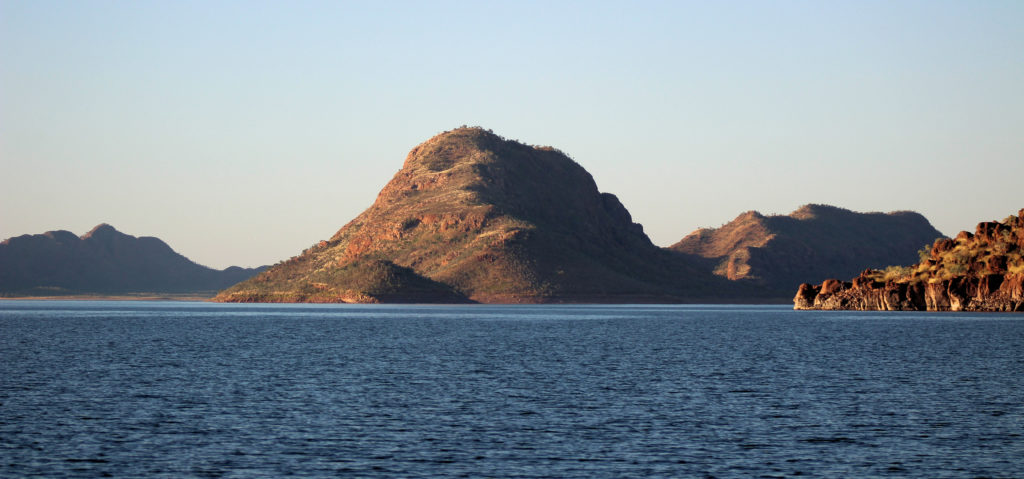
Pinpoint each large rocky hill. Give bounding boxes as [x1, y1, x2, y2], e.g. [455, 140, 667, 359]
[670, 204, 945, 295]
[216, 127, 744, 303]
[0, 224, 264, 296]
[795, 208, 1024, 312]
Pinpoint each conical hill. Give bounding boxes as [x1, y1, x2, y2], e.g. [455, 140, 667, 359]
[215, 127, 733, 303]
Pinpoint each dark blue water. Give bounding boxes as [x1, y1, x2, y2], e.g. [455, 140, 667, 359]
[1, 302, 1022, 477]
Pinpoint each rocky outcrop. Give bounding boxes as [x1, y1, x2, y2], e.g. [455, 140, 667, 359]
[671, 204, 944, 296]
[0, 224, 265, 296]
[216, 127, 743, 303]
[795, 209, 1024, 312]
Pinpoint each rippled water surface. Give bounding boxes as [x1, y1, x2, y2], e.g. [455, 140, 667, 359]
[1, 301, 1022, 477]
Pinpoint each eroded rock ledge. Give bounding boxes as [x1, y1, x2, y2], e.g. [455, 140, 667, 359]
[794, 208, 1024, 312]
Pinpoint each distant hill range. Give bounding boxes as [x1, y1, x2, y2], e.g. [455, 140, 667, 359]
[0, 224, 264, 296]
[670, 204, 945, 295]
[6, 128, 956, 304]
[216, 127, 749, 303]
[795, 208, 1024, 312]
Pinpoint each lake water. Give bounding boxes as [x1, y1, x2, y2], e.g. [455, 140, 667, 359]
[1, 301, 1022, 478]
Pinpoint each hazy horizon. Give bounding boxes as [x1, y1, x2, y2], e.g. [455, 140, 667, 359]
[3, 1, 1022, 269]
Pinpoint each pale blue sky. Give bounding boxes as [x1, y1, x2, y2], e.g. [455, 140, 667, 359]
[2, 0, 1022, 268]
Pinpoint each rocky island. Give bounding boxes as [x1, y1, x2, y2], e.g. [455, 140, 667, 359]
[794, 209, 1024, 312]
[215, 127, 745, 303]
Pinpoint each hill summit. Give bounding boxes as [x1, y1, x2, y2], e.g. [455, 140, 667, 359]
[216, 127, 732, 303]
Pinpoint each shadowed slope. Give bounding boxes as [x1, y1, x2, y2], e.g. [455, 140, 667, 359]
[671, 204, 944, 295]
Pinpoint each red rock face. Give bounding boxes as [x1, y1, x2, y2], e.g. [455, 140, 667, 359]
[794, 209, 1024, 312]
[1001, 274, 1024, 300]
[925, 282, 951, 311]
[975, 222, 1003, 242]
[793, 283, 820, 309]
[820, 279, 848, 295]
[852, 270, 882, 290]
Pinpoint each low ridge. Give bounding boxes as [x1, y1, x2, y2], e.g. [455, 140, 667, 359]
[216, 127, 739, 303]
[670, 204, 944, 295]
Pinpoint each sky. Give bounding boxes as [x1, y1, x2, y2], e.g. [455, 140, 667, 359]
[2, 0, 1022, 269]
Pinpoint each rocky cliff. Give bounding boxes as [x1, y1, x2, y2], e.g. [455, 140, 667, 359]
[794, 209, 1024, 312]
[216, 127, 741, 303]
[671, 204, 944, 295]
[0, 224, 265, 296]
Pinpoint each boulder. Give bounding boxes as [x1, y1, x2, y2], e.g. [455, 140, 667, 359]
[931, 238, 955, 256]
[976, 222, 1002, 242]
[793, 283, 819, 309]
[820, 279, 848, 295]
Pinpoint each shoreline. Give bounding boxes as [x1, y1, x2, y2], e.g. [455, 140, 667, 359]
[2, 295, 792, 305]
[1, 294, 215, 302]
